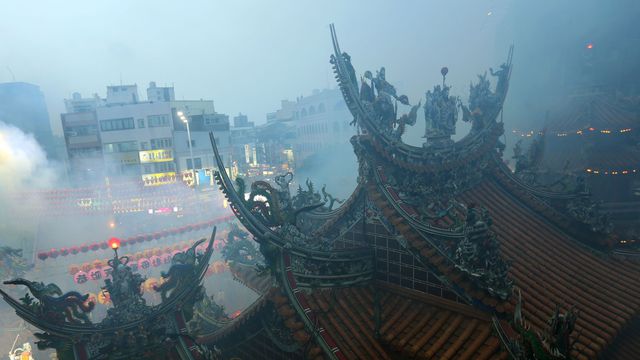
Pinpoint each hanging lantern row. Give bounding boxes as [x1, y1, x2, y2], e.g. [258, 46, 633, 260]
[585, 168, 638, 175]
[37, 215, 234, 261]
[69, 240, 228, 279]
[511, 127, 634, 138]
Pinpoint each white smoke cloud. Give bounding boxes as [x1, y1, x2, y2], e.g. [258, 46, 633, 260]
[0, 121, 58, 192]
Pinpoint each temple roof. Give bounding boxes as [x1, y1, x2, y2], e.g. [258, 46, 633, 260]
[547, 96, 639, 133]
[306, 282, 507, 360]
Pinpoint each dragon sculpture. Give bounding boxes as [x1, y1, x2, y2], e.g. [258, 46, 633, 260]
[154, 238, 206, 301]
[511, 289, 578, 359]
[454, 204, 513, 300]
[3, 278, 94, 324]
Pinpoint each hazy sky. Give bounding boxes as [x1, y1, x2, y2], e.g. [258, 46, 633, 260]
[0, 0, 511, 135]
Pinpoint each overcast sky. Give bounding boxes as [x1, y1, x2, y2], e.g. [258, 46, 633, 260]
[0, 0, 511, 135]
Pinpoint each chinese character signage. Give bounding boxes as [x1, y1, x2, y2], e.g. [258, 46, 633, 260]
[139, 149, 173, 163]
[141, 172, 176, 186]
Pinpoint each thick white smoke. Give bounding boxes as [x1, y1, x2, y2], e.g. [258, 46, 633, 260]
[0, 121, 58, 192]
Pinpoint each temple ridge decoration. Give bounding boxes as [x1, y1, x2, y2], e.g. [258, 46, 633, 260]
[0, 229, 219, 359]
[454, 204, 512, 300]
[423, 67, 460, 147]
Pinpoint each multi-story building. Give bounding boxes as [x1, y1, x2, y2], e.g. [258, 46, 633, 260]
[97, 98, 176, 184]
[0, 82, 58, 159]
[61, 82, 234, 187]
[264, 89, 354, 169]
[61, 92, 106, 183]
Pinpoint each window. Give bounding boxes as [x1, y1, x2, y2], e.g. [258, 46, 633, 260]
[186, 139, 196, 148]
[154, 162, 176, 173]
[100, 118, 135, 131]
[309, 106, 316, 115]
[140, 141, 149, 150]
[147, 114, 170, 127]
[150, 138, 172, 149]
[137, 119, 145, 128]
[186, 158, 202, 170]
[318, 103, 326, 113]
[301, 109, 307, 117]
[104, 141, 138, 153]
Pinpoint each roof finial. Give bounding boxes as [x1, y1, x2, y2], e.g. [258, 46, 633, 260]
[441, 66, 449, 87]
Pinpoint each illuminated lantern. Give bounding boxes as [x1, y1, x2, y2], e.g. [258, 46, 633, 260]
[145, 234, 153, 242]
[136, 236, 145, 244]
[69, 265, 80, 275]
[108, 237, 121, 250]
[70, 246, 80, 255]
[153, 232, 161, 240]
[213, 261, 226, 274]
[37, 252, 48, 261]
[150, 255, 162, 267]
[59, 247, 69, 256]
[144, 278, 159, 292]
[160, 230, 169, 238]
[100, 242, 108, 250]
[74, 271, 88, 284]
[93, 260, 104, 269]
[80, 244, 89, 253]
[89, 243, 100, 251]
[89, 268, 103, 281]
[153, 248, 162, 257]
[97, 291, 111, 305]
[49, 249, 60, 259]
[162, 253, 172, 264]
[81, 262, 92, 272]
[138, 258, 151, 271]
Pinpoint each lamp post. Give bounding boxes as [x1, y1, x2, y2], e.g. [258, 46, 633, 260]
[177, 111, 196, 176]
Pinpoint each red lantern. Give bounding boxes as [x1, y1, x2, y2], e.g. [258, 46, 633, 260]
[70, 246, 80, 255]
[100, 242, 108, 250]
[59, 247, 69, 256]
[150, 255, 162, 267]
[81, 262, 92, 272]
[80, 244, 89, 253]
[89, 268, 103, 281]
[136, 236, 144, 243]
[49, 249, 60, 259]
[138, 258, 150, 270]
[37, 252, 49, 261]
[108, 237, 121, 250]
[89, 243, 100, 251]
[69, 265, 80, 275]
[74, 271, 88, 284]
[162, 253, 172, 264]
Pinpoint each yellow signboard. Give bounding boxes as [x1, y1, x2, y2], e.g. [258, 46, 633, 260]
[141, 172, 176, 186]
[139, 149, 173, 163]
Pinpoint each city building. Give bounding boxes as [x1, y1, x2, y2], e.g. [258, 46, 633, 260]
[0, 82, 58, 159]
[60, 83, 235, 187]
[266, 89, 354, 169]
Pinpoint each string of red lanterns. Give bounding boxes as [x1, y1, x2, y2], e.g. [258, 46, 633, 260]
[36, 215, 235, 261]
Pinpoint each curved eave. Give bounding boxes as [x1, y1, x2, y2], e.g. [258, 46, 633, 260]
[197, 290, 273, 345]
[1, 228, 217, 338]
[209, 132, 278, 241]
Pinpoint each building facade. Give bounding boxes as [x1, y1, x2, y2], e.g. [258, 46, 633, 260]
[0, 82, 58, 159]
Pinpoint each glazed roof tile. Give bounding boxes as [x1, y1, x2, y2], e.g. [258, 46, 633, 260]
[305, 283, 507, 359]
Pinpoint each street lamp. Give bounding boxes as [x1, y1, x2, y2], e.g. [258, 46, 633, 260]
[179, 110, 196, 185]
